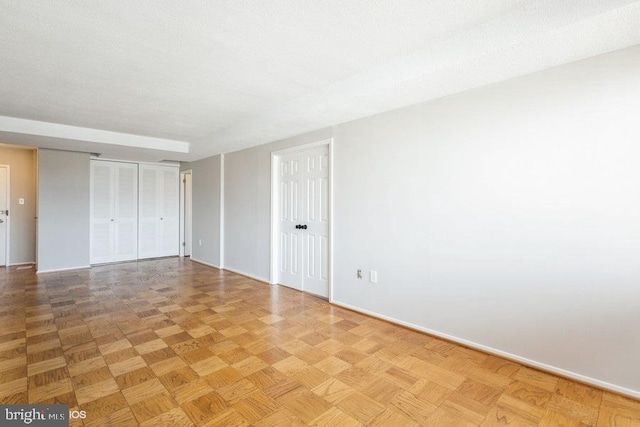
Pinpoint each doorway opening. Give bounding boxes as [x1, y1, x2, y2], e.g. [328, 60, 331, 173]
[0, 165, 9, 267]
[270, 139, 333, 299]
[180, 170, 192, 257]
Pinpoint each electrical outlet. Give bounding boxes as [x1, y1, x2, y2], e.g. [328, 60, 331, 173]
[370, 271, 377, 283]
[357, 269, 362, 279]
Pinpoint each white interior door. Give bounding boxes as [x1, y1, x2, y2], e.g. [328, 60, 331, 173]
[0, 166, 8, 266]
[277, 146, 329, 297]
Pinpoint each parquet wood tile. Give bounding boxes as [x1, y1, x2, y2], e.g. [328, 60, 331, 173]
[75, 377, 120, 405]
[67, 356, 106, 377]
[85, 407, 138, 427]
[390, 390, 438, 422]
[312, 378, 354, 405]
[80, 392, 129, 423]
[139, 407, 194, 427]
[1, 259, 639, 426]
[480, 406, 537, 427]
[0, 377, 26, 398]
[129, 392, 179, 424]
[181, 391, 228, 424]
[336, 390, 385, 424]
[368, 407, 420, 427]
[231, 389, 280, 423]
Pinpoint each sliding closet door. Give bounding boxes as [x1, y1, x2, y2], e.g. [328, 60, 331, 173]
[90, 160, 138, 264]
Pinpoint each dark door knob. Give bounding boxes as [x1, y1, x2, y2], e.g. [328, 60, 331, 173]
[301, 225, 307, 230]
[295, 225, 300, 229]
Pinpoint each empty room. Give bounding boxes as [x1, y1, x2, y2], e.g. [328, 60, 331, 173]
[1, 1, 640, 426]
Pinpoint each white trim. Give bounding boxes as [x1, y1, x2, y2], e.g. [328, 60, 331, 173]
[219, 154, 225, 269]
[274, 139, 333, 153]
[91, 158, 180, 168]
[331, 300, 640, 400]
[269, 139, 334, 300]
[190, 257, 221, 270]
[8, 261, 35, 266]
[0, 115, 190, 153]
[34, 149, 39, 268]
[179, 170, 192, 257]
[36, 265, 91, 274]
[0, 164, 10, 267]
[328, 140, 334, 303]
[269, 154, 277, 284]
[223, 266, 270, 284]
[179, 171, 185, 257]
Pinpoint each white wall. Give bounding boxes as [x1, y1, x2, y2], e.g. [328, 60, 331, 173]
[334, 45, 640, 395]
[37, 149, 90, 272]
[181, 155, 222, 266]
[0, 146, 36, 264]
[218, 45, 640, 396]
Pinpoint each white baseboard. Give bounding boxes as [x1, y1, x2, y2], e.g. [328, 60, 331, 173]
[189, 258, 221, 270]
[331, 300, 640, 400]
[8, 261, 35, 266]
[222, 266, 269, 284]
[189, 259, 269, 284]
[36, 265, 91, 274]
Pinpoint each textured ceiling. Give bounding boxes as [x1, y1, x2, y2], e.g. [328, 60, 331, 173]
[1, 1, 639, 161]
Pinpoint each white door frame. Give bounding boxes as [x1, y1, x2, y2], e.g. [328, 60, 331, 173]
[179, 170, 192, 257]
[0, 165, 10, 267]
[270, 139, 334, 300]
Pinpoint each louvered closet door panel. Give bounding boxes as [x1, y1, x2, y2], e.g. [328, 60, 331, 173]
[114, 163, 138, 262]
[90, 161, 114, 264]
[159, 166, 179, 256]
[138, 165, 159, 259]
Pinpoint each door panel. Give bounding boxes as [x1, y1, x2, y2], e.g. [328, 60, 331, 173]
[160, 167, 179, 256]
[302, 147, 329, 297]
[114, 163, 138, 262]
[278, 155, 304, 290]
[90, 162, 114, 264]
[138, 165, 159, 259]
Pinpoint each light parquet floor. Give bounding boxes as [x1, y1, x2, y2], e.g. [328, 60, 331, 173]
[0, 258, 639, 426]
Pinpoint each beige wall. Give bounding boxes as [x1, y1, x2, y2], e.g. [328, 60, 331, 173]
[0, 145, 36, 264]
[37, 149, 90, 272]
[181, 155, 222, 267]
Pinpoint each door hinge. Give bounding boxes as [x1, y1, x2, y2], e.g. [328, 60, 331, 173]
[182, 242, 186, 246]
